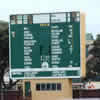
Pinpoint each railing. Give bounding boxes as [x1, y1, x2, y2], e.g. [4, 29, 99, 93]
[1, 89, 100, 99]
[0, 90, 24, 100]
[73, 89, 100, 98]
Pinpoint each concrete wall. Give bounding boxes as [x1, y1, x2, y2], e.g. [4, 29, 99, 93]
[23, 79, 72, 100]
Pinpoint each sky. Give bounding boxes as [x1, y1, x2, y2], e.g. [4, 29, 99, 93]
[0, 0, 100, 38]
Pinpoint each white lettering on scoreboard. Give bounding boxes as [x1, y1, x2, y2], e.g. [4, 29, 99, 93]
[24, 27, 37, 68]
[51, 25, 63, 68]
[51, 13, 66, 23]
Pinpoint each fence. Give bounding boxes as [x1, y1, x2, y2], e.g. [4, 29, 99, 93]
[0, 90, 24, 100]
[1, 89, 100, 100]
[73, 89, 100, 98]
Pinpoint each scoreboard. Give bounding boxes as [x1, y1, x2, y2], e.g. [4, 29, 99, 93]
[9, 12, 81, 79]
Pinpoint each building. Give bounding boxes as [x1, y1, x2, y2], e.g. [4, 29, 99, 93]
[21, 13, 86, 100]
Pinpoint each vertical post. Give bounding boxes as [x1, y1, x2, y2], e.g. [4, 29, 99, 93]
[80, 13, 86, 78]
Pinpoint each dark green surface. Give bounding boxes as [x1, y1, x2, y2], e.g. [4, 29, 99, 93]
[11, 25, 24, 68]
[72, 22, 80, 66]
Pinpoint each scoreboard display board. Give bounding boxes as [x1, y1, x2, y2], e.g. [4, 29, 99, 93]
[9, 12, 81, 79]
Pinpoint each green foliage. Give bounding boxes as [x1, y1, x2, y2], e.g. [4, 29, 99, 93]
[0, 21, 8, 48]
[86, 33, 94, 40]
[96, 34, 100, 41]
[0, 21, 19, 89]
[86, 35, 100, 81]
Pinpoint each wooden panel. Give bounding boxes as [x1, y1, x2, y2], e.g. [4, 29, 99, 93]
[80, 13, 86, 77]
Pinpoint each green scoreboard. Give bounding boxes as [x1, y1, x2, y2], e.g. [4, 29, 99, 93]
[9, 12, 81, 79]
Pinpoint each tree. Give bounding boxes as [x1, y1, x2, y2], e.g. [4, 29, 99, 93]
[86, 34, 100, 80]
[86, 33, 94, 41]
[96, 34, 100, 41]
[0, 21, 19, 89]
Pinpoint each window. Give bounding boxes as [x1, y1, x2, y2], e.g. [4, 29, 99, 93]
[36, 83, 62, 91]
[41, 83, 46, 91]
[57, 83, 61, 90]
[47, 83, 51, 90]
[51, 83, 56, 91]
[36, 84, 41, 91]
[10, 15, 16, 24]
[23, 15, 32, 24]
[16, 15, 23, 24]
[10, 15, 33, 25]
